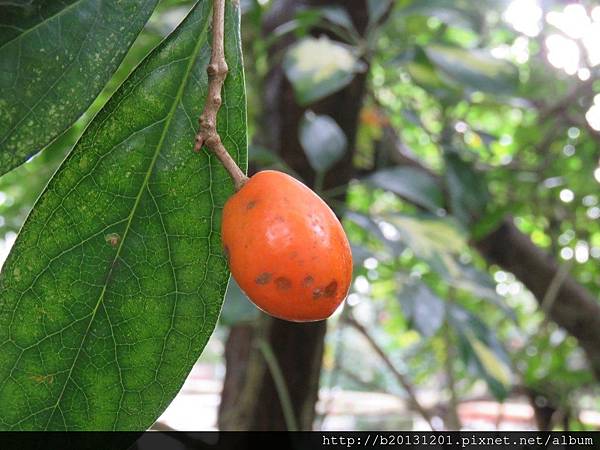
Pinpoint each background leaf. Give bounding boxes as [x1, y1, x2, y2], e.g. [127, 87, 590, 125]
[302, 6, 356, 32]
[399, 0, 481, 31]
[448, 262, 515, 320]
[283, 36, 365, 105]
[449, 306, 511, 399]
[367, 0, 392, 26]
[345, 211, 405, 255]
[0, 0, 159, 176]
[369, 166, 444, 213]
[397, 281, 445, 338]
[425, 45, 518, 95]
[386, 214, 467, 277]
[0, 0, 246, 430]
[299, 111, 347, 173]
[444, 151, 490, 227]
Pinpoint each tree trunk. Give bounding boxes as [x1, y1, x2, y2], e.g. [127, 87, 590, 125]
[218, 0, 370, 430]
[217, 323, 255, 428]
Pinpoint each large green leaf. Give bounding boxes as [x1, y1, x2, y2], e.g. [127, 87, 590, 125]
[0, 0, 246, 431]
[0, 0, 159, 176]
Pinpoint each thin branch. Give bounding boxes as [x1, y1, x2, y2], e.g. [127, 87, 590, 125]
[540, 260, 573, 320]
[258, 338, 299, 431]
[537, 77, 595, 123]
[443, 304, 462, 430]
[195, 0, 248, 191]
[564, 111, 600, 145]
[315, 308, 349, 430]
[345, 316, 437, 430]
[339, 367, 382, 391]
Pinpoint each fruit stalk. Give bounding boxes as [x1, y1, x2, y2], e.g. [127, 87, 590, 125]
[195, 0, 248, 191]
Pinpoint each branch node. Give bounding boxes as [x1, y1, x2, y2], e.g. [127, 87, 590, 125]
[194, 0, 248, 190]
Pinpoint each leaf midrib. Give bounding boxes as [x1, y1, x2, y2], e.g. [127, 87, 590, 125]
[43, 11, 211, 430]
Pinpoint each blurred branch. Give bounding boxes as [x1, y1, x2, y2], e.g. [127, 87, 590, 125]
[443, 308, 462, 430]
[476, 221, 600, 380]
[536, 75, 600, 145]
[380, 126, 442, 182]
[537, 77, 596, 123]
[540, 260, 573, 322]
[345, 316, 437, 430]
[512, 78, 597, 175]
[534, 127, 562, 172]
[564, 111, 600, 145]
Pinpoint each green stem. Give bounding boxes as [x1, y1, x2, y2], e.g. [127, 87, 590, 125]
[258, 338, 299, 431]
[314, 170, 326, 193]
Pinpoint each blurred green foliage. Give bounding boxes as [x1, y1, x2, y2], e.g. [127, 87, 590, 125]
[234, 0, 600, 429]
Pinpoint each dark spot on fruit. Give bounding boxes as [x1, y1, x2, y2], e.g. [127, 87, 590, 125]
[303, 276, 314, 287]
[275, 277, 292, 290]
[255, 272, 272, 285]
[289, 251, 298, 259]
[246, 200, 257, 210]
[313, 288, 323, 300]
[324, 280, 338, 298]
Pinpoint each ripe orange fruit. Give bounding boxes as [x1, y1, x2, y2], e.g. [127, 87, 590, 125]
[221, 170, 353, 322]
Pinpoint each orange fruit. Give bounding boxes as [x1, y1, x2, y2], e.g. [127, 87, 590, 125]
[221, 170, 353, 322]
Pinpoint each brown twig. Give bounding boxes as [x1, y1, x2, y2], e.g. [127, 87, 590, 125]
[537, 77, 595, 124]
[443, 303, 462, 430]
[345, 316, 437, 430]
[195, 0, 248, 191]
